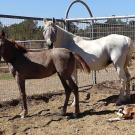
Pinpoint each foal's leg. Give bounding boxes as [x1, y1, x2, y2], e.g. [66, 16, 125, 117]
[71, 67, 78, 107]
[57, 74, 72, 115]
[72, 66, 78, 84]
[68, 77, 80, 114]
[16, 74, 28, 118]
[8, 63, 16, 77]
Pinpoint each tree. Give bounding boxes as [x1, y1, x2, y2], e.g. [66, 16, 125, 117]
[4, 19, 44, 40]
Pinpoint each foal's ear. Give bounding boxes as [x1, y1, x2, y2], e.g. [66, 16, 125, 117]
[0, 30, 5, 39]
[52, 18, 56, 24]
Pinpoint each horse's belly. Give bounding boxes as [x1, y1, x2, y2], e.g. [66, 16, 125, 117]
[85, 56, 112, 70]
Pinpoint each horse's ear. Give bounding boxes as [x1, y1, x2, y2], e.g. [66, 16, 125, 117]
[52, 18, 56, 24]
[0, 30, 5, 39]
[43, 18, 48, 25]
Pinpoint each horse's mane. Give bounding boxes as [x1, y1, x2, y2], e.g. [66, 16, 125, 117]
[56, 25, 92, 40]
[10, 40, 27, 53]
[56, 25, 75, 37]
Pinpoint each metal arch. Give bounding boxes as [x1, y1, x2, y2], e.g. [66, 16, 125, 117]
[65, 0, 96, 84]
[65, 0, 93, 19]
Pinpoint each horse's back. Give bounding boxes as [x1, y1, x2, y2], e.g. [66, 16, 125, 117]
[105, 34, 133, 52]
[75, 34, 133, 70]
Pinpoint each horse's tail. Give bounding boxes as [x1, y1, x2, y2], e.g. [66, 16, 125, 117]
[125, 37, 135, 67]
[74, 53, 90, 73]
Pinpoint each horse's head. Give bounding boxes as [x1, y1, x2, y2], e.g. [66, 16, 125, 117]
[43, 18, 57, 48]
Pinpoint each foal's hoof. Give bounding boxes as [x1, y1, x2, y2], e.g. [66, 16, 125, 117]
[70, 101, 75, 107]
[19, 111, 28, 119]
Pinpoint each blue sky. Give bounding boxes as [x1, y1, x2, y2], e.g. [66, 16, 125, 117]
[0, 0, 135, 19]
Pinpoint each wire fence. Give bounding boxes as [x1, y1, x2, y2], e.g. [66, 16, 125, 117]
[0, 15, 67, 101]
[0, 14, 135, 101]
[66, 15, 135, 40]
[66, 15, 135, 85]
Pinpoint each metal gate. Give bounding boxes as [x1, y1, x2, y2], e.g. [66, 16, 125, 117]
[65, 15, 135, 84]
[64, 0, 135, 85]
[0, 1, 135, 101]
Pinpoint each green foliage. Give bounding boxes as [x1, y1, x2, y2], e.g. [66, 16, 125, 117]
[0, 73, 13, 80]
[1, 19, 44, 40]
[1, 18, 135, 41]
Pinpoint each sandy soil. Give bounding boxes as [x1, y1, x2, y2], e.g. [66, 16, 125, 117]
[0, 61, 135, 135]
[0, 80, 135, 135]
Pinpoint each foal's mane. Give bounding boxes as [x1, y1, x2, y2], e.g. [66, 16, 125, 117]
[10, 40, 27, 53]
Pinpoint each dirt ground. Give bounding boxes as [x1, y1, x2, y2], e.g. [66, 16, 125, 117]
[0, 62, 135, 135]
[0, 80, 135, 135]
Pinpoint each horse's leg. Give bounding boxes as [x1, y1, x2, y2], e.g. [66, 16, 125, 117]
[57, 74, 72, 116]
[124, 67, 131, 100]
[115, 66, 127, 105]
[68, 77, 80, 115]
[16, 74, 27, 118]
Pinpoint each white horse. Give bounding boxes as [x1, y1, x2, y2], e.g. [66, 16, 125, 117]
[43, 19, 134, 105]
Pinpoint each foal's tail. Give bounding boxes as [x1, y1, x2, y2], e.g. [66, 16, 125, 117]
[74, 53, 90, 73]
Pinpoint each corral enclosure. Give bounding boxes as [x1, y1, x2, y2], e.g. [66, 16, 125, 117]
[0, 14, 135, 101]
[1, 1, 135, 134]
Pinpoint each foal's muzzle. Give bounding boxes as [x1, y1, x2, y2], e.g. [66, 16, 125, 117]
[46, 39, 54, 49]
[46, 43, 53, 49]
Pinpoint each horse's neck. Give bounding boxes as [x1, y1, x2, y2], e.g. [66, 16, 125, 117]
[54, 26, 74, 48]
[73, 36, 84, 44]
[54, 26, 88, 50]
